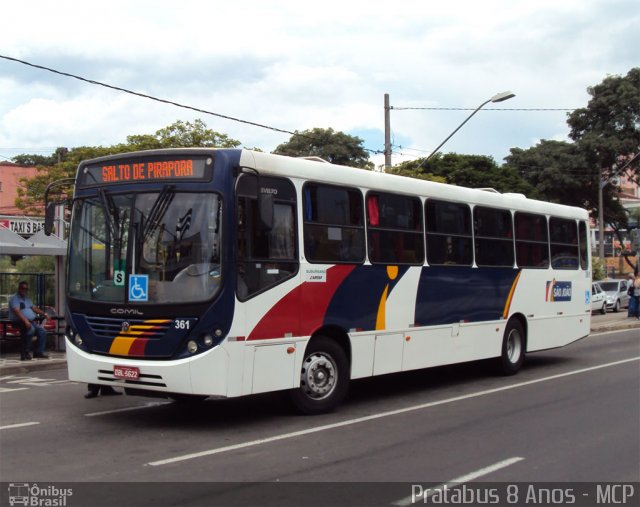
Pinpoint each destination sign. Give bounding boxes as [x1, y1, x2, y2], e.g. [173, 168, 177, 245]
[78, 157, 210, 187]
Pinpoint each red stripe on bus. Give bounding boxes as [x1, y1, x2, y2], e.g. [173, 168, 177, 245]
[248, 265, 355, 340]
[127, 338, 149, 357]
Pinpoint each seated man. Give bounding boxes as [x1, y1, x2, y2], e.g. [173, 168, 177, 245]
[9, 281, 49, 361]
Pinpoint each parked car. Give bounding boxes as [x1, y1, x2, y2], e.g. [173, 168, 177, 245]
[0, 306, 58, 336]
[598, 279, 630, 312]
[591, 282, 607, 314]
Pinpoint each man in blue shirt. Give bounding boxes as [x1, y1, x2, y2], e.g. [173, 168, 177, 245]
[9, 281, 49, 361]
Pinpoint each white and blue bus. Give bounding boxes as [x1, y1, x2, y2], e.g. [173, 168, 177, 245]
[51, 149, 591, 413]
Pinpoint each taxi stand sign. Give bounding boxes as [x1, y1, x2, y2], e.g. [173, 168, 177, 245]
[129, 274, 149, 302]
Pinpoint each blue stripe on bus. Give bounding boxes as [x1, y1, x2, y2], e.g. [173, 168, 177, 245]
[414, 266, 519, 325]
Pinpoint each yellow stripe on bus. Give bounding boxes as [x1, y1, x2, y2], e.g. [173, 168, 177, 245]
[376, 284, 389, 330]
[109, 337, 137, 355]
[502, 271, 522, 319]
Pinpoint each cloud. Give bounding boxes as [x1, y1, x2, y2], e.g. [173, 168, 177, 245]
[1, 0, 638, 163]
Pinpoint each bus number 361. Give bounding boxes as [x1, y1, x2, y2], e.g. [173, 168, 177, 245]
[175, 320, 191, 330]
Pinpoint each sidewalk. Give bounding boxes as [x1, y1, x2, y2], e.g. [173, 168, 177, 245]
[1, 314, 638, 376]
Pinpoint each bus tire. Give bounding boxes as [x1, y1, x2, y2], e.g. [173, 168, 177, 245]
[289, 336, 349, 415]
[498, 319, 525, 376]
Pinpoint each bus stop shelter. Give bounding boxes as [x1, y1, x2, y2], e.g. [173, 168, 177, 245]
[0, 226, 67, 316]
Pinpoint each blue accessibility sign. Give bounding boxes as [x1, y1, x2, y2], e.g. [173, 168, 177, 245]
[129, 274, 149, 302]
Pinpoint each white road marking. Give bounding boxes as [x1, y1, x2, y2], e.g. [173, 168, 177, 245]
[393, 456, 525, 506]
[0, 421, 40, 430]
[84, 401, 172, 417]
[147, 356, 639, 467]
[1, 375, 74, 388]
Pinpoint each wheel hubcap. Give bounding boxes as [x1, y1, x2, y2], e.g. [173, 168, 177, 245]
[506, 329, 522, 363]
[300, 352, 337, 400]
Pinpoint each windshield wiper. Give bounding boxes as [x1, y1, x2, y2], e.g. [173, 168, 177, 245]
[98, 188, 117, 240]
[142, 185, 175, 243]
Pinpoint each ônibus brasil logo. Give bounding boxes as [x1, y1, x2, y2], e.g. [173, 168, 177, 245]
[7, 483, 72, 506]
[546, 279, 572, 302]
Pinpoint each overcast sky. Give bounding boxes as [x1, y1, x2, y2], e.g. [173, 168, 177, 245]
[1, 0, 638, 169]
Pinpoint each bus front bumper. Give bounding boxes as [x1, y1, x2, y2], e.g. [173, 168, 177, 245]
[65, 338, 230, 397]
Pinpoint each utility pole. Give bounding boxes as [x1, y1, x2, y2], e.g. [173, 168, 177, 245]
[598, 166, 605, 259]
[384, 93, 391, 171]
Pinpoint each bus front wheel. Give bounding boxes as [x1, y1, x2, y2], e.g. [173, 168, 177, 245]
[498, 319, 525, 376]
[289, 337, 349, 414]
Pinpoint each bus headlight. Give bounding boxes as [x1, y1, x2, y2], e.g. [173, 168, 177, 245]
[74, 334, 83, 346]
[203, 334, 214, 347]
[187, 340, 198, 354]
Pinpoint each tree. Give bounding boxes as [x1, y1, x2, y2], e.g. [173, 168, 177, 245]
[568, 68, 639, 272]
[273, 127, 373, 169]
[504, 140, 607, 208]
[13, 119, 241, 213]
[126, 119, 241, 150]
[391, 153, 539, 196]
[12, 147, 69, 167]
[567, 68, 640, 185]
[505, 69, 639, 273]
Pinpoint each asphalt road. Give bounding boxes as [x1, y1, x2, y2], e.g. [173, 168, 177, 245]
[1, 328, 638, 507]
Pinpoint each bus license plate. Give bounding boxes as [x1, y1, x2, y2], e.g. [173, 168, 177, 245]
[113, 365, 140, 380]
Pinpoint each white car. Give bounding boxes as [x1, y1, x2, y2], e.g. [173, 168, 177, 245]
[598, 279, 630, 312]
[591, 282, 607, 314]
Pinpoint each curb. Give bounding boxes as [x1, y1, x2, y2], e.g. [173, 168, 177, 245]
[0, 358, 67, 376]
[591, 321, 640, 334]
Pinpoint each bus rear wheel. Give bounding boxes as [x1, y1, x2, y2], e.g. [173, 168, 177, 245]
[289, 337, 349, 414]
[498, 319, 525, 376]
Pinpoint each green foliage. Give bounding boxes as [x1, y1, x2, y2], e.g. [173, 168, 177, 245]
[387, 163, 447, 183]
[568, 68, 640, 184]
[392, 153, 539, 196]
[504, 69, 639, 229]
[11, 148, 69, 167]
[502, 139, 624, 221]
[591, 256, 606, 281]
[13, 119, 241, 213]
[126, 119, 241, 150]
[273, 127, 373, 169]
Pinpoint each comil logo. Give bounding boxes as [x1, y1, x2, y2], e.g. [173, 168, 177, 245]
[7, 483, 73, 506]
[546, 279, 572, 302]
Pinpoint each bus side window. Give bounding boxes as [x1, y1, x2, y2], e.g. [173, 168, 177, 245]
[303, 183, 365, 264]
[514, 212, 550, 269]
[473, 206, 514, 267]
[425, 199, 472, 266]
[367, 192, 424, 265]
[549, 217, 579, 269]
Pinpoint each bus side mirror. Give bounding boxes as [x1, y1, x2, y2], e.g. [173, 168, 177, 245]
[258, 193, 274, 232]
[44, 202, 56, 236]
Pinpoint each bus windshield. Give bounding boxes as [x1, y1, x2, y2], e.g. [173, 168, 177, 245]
[68, 189, 222, 304]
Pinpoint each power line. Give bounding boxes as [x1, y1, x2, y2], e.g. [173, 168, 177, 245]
[0, 54, 383, 156]
[0, 54, 297, 136]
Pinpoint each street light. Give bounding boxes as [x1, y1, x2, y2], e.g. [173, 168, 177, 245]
[419, 90, 516, 167]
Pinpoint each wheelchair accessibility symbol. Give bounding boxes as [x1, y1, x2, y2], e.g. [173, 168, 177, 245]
[129, 275, 149, 302]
